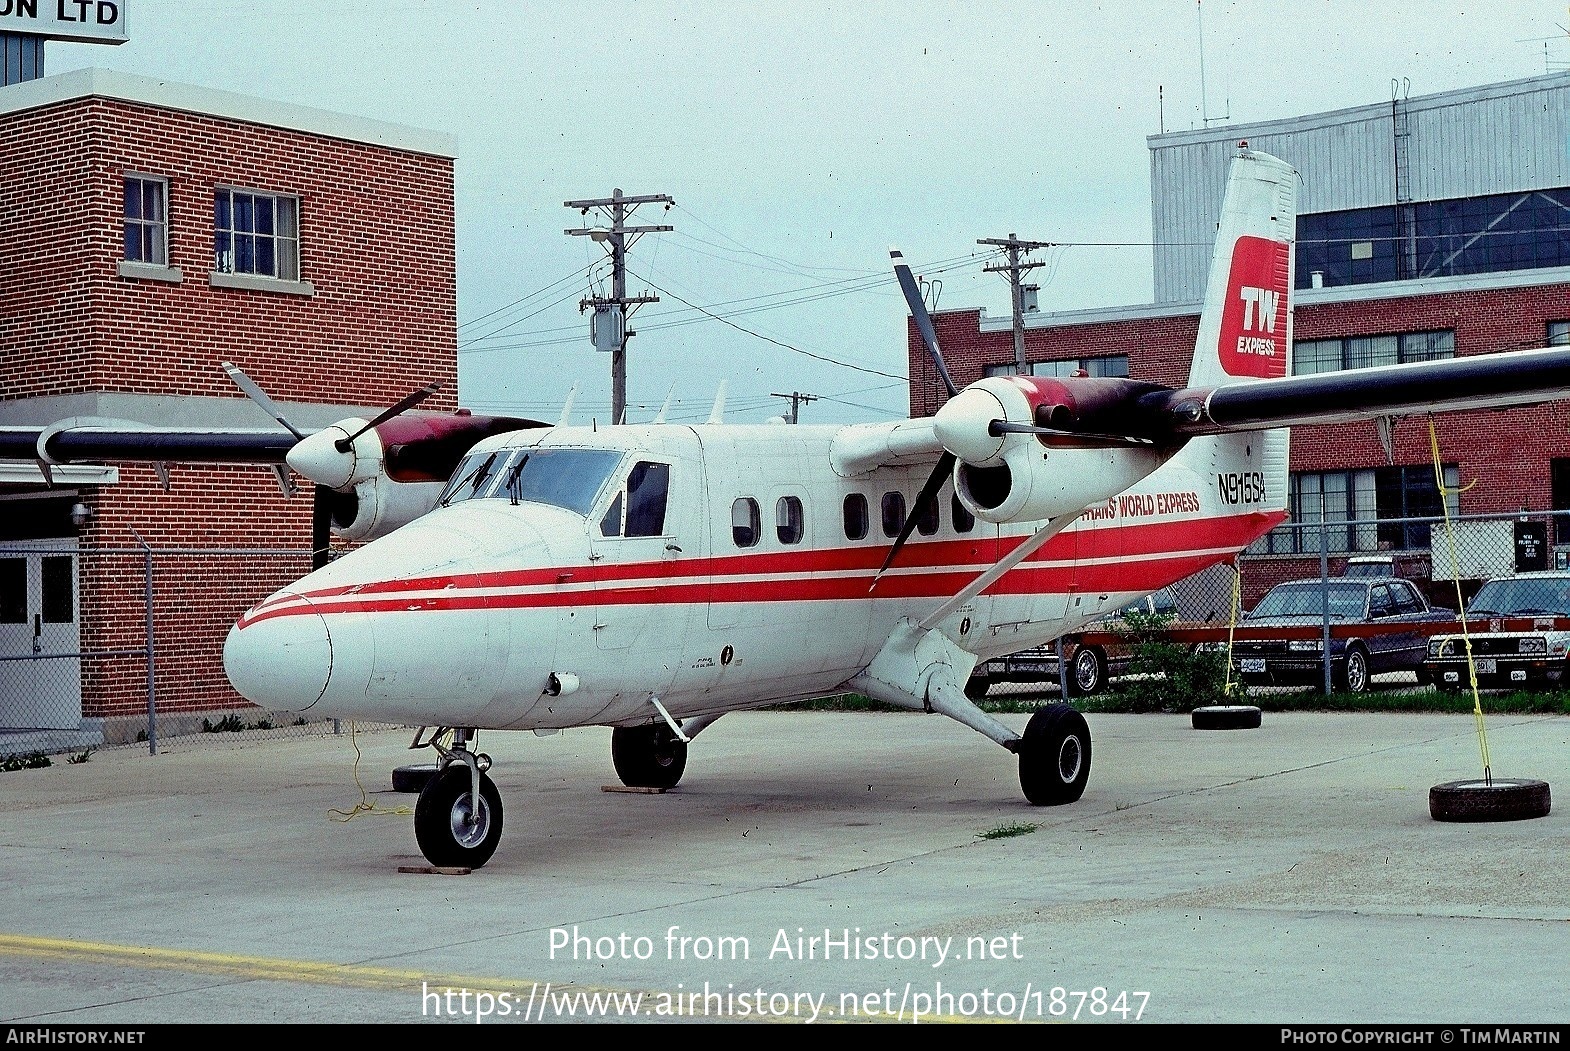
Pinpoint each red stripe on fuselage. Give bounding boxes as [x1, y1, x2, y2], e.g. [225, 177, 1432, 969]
[235, 510, 1285, 628]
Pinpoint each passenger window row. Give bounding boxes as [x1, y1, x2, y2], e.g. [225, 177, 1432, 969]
[729, 491, 975, 549]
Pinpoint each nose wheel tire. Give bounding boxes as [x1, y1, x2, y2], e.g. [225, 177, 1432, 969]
[414, 766, 504, 869]
[1017, 703, 1091, 806]
[612, 723, 688, 789]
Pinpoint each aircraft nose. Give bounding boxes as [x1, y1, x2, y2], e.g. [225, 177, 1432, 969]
[223, 591, 333, 712]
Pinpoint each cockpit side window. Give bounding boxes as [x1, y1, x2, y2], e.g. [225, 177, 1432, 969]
[625, 462, 669, 537]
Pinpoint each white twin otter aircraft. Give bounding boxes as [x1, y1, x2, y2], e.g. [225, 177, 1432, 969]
[17, 146, 1570, 868]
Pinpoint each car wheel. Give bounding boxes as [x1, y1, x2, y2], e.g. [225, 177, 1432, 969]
[1068, 647, 1107, 697]
[1335, 645, 1370, 694]
[1430, 778, 1551, 822]
[1191, 705, 1263, 730]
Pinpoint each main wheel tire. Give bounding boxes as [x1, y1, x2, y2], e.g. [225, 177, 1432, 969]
[1430, 778, 1551, 822]
[1067, 647, 1107, 697]
[1018, 703, 1091, 806]
[1191, 704, 1263, 730]
[413, 765, 504, 869]
[1335, 645, 1371, 694]
[392, 762, 438, 793]
[611, 723, 688, 789]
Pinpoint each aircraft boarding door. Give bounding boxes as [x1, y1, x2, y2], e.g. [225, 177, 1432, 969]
[0, 542, 82, 732]
[588, 447, 703, 707]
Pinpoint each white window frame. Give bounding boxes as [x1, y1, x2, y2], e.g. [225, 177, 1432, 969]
[119, 172, 182, 283]
[210, 184, 313, 296]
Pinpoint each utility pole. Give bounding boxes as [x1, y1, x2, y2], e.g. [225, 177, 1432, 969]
[978, 234, 1052, 374]
[770, 391, 818, 424]
[565, 189, 674, 424]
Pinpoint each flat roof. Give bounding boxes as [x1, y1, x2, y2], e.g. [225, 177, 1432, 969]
[0, 67, 456, 158]
[1148, 70, 1570, 150]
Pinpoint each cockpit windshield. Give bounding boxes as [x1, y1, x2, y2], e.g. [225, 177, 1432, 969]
[438, 447, 624, 516]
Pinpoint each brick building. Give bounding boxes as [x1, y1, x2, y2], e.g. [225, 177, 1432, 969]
[0, 68, 459, 747]
[909, 73, 1570, 608]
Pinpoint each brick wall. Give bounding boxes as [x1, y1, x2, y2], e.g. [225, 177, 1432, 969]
[0, 94, 460, 724]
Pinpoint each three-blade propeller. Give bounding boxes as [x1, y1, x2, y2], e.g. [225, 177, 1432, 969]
[222, 362, 442, 569]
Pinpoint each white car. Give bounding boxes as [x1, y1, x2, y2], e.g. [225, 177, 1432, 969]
[1423, 571, 1570, 691]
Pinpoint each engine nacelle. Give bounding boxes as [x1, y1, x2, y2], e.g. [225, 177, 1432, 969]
[954, 441, 1167, 524]
[326, 474, 446, 543]
[935, 375, 1174, 524]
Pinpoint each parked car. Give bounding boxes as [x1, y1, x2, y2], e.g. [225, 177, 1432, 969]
[1220, 576, 1454, 693]
[1422, 571, 1570, 691]
[970, 587, 1180, 697]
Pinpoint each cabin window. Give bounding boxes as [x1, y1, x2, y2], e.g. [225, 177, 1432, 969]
[732, 498, 760, 548]
[881, 492, 906, 538]
[776, 496, 804, 545]
[915, 493, 940, 536]
[951, 493, 975, 533]
[843, 493, 868, 540]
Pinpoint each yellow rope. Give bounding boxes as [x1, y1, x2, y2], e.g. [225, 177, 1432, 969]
[328, 721, 414, 821]
[1223, 560, 1241, 697]
[1428, 415, 1492, 783]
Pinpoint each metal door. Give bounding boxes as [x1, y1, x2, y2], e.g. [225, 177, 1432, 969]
[0, 542, 82, 731]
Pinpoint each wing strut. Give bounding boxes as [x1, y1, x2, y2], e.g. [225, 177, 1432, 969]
[918, 513, 1076, 632]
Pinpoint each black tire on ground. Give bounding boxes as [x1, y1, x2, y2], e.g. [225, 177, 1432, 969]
[1191, 705, 1263, 730]
[1334, 645, 1371, 694]
[413, 765, 504, 869]
[611, 723, 688, 789]
[1429, 778, 1551, 822]
[1067, 647, 1107, 697]
[965, 672, 992, 700]
[392, 762, 438, 793]
[1018, 703, 1091, 806]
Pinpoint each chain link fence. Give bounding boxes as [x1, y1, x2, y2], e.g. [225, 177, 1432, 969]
[982, 508, 1570, 701]
[0, 544, 406, 760]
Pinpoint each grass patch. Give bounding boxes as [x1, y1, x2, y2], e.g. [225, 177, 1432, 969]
[2, 751, 52, 771]
[978, 821, 1039, 840]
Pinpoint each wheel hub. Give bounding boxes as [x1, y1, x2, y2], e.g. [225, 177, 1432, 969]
[448, 792, 491, 848]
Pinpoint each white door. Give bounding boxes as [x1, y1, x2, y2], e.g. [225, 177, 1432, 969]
[0, 542, 82, 731]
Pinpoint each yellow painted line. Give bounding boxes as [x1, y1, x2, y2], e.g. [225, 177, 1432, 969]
[0, 934, 1011, 1023]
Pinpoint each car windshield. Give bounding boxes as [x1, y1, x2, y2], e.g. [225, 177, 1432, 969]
[437, 447, 624, 516]
[1342, 561, 1392, 578]
[1247, 582, 1366, 620]
[1466, 578, 1570, 617]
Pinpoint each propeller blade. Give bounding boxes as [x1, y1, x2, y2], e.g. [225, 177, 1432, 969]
[334, 381, 444, 451]
[310, 484, 334, 569]
[891, 249, 958, 400]
[222, 361, 306, 440]
[870, 451, 955, 592]
[988, 420, 1156, 447]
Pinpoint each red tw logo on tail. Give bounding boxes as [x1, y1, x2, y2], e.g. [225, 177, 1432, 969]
[1217, 234, 1290, 379]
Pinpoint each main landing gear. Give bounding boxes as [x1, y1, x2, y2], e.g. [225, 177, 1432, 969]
[411, 727, 503, 869]
[1014, 704, 1092, 805]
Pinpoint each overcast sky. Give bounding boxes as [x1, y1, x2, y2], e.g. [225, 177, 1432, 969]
[47, 0, 1570, 425]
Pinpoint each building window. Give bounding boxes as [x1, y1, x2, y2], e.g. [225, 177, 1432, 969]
[982, 356, 1129, 379]
[214, 187, 300, 281]
[124, 175, 169, 265]
[776, 496, 804, 545]
[1259, 465, 1458, 555]
[1297, 188, 1570, 289]
[1553, 460, 1570, 544]
[1292, 331, 1453, 375]
[1548, 321, 1570, 347]
[843, 494, 868, 541]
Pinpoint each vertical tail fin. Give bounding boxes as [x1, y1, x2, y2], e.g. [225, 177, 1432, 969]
[1187, 145, 1297, 389]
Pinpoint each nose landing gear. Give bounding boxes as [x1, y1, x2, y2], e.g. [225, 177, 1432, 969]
[412, 727, 503, 869]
